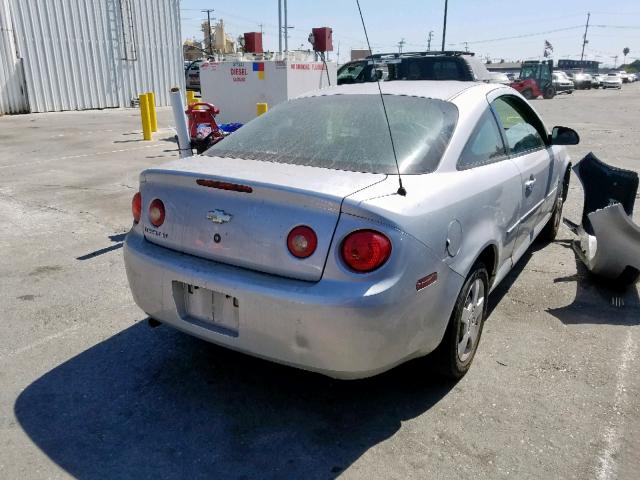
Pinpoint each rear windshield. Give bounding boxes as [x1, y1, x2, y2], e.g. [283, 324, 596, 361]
[206, 94, 458, 174]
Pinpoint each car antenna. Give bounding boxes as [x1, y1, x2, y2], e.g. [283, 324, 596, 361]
[355, 0, 406, 196]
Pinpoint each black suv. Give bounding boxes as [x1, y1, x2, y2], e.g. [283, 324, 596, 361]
[337, 51, 493, 85]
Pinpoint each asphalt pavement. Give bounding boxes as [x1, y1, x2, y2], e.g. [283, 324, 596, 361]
[0, 85, 638, 479]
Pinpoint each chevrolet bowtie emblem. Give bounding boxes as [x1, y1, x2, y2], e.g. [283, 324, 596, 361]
[207, 210, 232, 224]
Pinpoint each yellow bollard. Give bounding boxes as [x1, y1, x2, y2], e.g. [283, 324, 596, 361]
[146, 92, 157, 132]
[186, 90, 196, 106]
[256, 102, 268, 117]
[139, 93, 152, 141]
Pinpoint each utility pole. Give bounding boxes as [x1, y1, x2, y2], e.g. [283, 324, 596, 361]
[580, 12, 590, 61]
[398, 38, 405, 54]
[284, 0, 288, 52]
[202, 9, 215, 56]
[259, 23, 264, 35]
[612, 55, 618, 68]
[278, 0, 282, 53]
[427, 30, 433, 51]
[441, 0, 448, 52]
[463, 41, 469, 53]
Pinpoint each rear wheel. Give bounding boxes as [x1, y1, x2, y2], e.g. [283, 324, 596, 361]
[543, 86, 556, 99]
[434, 264, 489, 379]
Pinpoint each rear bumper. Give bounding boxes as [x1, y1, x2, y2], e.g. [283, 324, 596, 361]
[123, 228, 463, 379]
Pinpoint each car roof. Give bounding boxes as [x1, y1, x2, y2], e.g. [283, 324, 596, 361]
[301, 80, 499, 102]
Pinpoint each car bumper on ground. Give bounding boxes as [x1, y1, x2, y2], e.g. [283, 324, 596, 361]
[123, 227, 464, 379]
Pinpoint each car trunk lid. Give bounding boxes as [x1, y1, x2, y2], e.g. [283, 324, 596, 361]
[139, 156, 386, 281]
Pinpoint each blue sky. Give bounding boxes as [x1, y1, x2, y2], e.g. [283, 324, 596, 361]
[179, 0, 640, 66]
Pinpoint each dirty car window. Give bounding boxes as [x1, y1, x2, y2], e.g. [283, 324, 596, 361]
[206, 94, 458, 174]
[492, 97, 545, 155]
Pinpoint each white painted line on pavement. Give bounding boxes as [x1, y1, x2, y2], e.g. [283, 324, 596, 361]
[1, 323, 84, 362]
[0, 144, 164, 170]
[596, 330, 637, 480]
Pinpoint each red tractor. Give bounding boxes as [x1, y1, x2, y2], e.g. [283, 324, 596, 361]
[510, 60, 555, 100]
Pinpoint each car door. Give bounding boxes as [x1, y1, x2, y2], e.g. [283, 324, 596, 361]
[491, 95, 553, 263]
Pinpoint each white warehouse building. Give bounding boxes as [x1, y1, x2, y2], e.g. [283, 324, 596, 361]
[0, 0, 183, 114]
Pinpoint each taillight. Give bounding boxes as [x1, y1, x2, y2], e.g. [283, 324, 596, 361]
[287, 226, 317, 258]
[132, 192, 141, 223]
[148, 199, 165, 227]
[341, 230, 392, 273]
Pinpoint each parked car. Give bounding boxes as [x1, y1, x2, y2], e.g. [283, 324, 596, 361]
[552, 71, 575, 94]
[124, 81, 578, 380]
[370, 51, 494, 82]
[619, 71, 630, 83]
[571, 72, 593, 89]
[591, 74, 605, 89]
[489, 72, 511, 85]
[338, 60, 374, 84]
[603, 73, 623, 89]
[185, 59, 203, 91]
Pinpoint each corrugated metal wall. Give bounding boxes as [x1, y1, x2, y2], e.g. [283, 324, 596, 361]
[0, 0, 183, 114]
[0, 0, 29, 113]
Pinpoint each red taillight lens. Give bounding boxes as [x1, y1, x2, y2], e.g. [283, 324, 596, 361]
[341, 230, 392, 273]
[287, 226, 317, 258]
[132, 192, 142, 223]
[148, 199, 165, 227]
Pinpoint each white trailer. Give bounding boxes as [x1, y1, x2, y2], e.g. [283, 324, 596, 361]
[200, 54, 337, 124]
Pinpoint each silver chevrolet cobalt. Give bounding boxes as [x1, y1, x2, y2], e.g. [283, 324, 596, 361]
[124, 81, 579, 379]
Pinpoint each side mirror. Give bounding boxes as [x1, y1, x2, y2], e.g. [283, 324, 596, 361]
[550, 126, 580, 145]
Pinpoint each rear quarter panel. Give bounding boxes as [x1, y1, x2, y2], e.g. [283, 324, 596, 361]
[346, 85, 524, 285]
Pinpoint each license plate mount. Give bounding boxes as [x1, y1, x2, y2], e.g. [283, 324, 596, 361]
[173, 282, 240, 337]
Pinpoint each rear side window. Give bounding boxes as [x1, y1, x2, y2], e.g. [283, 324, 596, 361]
[390, 58, 471, 81]
[458, 109, 507, 169]
[491, 97, 546, 156]
[433, 60, 463, 80]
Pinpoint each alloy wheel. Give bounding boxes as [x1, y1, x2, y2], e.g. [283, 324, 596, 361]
[457, 278, 485, 362]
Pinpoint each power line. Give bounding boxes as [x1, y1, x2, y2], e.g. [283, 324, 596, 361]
[592, 24, 640, 29]
[454, 25, 583, 46]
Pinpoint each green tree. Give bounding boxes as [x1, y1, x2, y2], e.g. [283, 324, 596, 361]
[623, 47, 630, 65]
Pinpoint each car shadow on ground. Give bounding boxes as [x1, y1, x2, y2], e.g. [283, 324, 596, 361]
[15, 322, 455, 479]
[488, 238, 639, 325]
[548, 240, 640, 325]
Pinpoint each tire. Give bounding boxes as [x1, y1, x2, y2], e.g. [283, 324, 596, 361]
[567, 90, 573, 94]
[433, 264, 489, 379]
[543, 86, 556, 99]
[540, 179, 564, 242]
[522, 89, 535, 100]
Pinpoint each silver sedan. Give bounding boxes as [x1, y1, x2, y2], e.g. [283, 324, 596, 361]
[124, 81, 578, 379]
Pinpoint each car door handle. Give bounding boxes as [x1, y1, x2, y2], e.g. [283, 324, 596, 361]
[524, 177, 536, 192]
